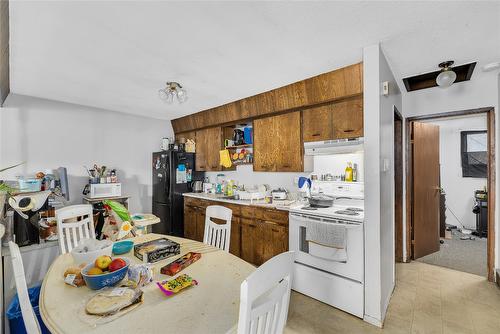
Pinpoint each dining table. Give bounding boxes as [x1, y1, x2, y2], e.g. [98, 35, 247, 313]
[40, 233, 255, 334]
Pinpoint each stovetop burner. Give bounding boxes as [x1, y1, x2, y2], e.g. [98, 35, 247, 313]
[334, 210, 360, 216]
[301, 206, 318, 211]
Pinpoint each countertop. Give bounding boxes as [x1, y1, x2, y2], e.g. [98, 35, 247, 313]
[183, 192, 298, 211]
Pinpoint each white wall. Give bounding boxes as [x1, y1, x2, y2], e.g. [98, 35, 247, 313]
[402, 70, 499, 268]
[204, 153, 364, 192]
[0, 94, 173, 213]
[363, 44, 401, 327]
[423, 115, 487, 229]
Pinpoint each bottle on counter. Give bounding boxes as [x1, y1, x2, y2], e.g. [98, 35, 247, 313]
[352, 163, 358, 182]
[345, 162, 353, 182]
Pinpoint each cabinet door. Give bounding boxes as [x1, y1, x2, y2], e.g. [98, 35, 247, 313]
[302, 105, 334, 142]
[195, 129, 208, 171]
[276, 111, 302, 172]
[343, 63, 363, 96]
[253, 116, 277, 172]
[184, 206, 197, 240]
[260, 221, 288, 264]
[195, 208, 206, 242]
[229, 217, 241, 257]
[332, 97, 363, 139]
[240, 218, 261, 265]
[206, 127, 222, 171]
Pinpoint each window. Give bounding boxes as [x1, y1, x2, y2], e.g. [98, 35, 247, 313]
[461, 130, 487, 178]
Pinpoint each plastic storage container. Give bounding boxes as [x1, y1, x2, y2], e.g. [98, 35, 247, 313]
[6, 284, 50, 334]
[17, 179, 42, 192]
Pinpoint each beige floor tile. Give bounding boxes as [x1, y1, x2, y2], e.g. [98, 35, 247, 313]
[285, 262, 500, 334]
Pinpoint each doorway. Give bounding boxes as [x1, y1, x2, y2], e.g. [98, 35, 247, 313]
[405, 107, 496, 281]
[394, 107, 404, 263]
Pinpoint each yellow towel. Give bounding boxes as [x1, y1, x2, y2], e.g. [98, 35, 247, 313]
[219, 149, 232, 168]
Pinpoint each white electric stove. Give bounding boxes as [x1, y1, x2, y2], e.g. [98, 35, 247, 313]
[289, 181, 365, 318]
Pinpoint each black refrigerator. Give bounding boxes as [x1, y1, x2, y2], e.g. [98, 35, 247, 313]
[152, 151, 203, 236]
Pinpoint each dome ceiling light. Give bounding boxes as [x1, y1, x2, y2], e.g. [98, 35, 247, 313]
[159, 82, 188, 104]
[436, 60, 457, 88]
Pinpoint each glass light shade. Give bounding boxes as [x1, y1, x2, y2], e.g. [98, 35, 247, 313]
[436, 69, 457, 87]
[159, 89, 174, 103]
[176, 88, 188, 103]
[158, 89, 168, 100]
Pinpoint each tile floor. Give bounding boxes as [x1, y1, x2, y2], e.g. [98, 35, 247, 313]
[285, 261, 500, 334]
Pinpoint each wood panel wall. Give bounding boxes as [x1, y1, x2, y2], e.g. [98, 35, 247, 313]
[171, 62, 363, 134]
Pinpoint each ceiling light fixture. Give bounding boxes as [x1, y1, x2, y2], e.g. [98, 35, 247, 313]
[436, 61, 457, 88]
[158, 82, 188, 104]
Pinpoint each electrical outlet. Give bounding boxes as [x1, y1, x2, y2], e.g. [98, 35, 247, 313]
[382, 81, 389, 96]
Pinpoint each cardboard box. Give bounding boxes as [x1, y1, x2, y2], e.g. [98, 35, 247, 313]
[134, 238, 180, 263]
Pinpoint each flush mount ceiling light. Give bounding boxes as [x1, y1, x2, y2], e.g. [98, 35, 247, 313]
[436, 61, 457, 88]
[158, 82, 188, 104]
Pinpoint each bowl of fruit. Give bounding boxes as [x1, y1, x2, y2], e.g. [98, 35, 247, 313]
[81, 255, 130, 290]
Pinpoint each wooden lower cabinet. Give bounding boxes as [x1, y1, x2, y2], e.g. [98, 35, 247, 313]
[240, 217, 262, 265]
[184, 198, 288, 266]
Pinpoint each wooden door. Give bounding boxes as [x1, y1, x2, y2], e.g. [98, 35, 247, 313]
[253, 116, 276, 172]
[302, 105, 333, 142]
[332, 97, 363, 139]
[412, 121, 441, 259]
[229, 217, 241, 257]
[240, 218, 261, 265]
[184, 206, 197, 240]
[195, 129, 208, 171]
[275, 111, 302, 172]
[259, 221, 288, 264]
[195, 208, 206, 242]
[206, 127, 222, 171]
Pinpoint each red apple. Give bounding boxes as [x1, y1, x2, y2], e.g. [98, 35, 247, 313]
[108, 258, 127, 272]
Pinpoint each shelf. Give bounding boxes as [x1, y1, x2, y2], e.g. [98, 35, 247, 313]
[225, 144, 253, 150]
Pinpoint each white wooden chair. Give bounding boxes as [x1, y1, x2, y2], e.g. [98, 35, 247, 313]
[237, 251, 295, 334]
[56, 204, 96, 254]
[9, 241, 42, 334]
[203, 205, 232, 252]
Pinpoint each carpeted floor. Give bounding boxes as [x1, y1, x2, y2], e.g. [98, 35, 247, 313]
[417, 229, 487, 277]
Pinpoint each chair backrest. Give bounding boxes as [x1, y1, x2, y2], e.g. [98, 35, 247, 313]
[203, 205, 232, 251]
[237, 251, 295, 334]
[56, 204, 96, 254]
[9, 242, 42, 334]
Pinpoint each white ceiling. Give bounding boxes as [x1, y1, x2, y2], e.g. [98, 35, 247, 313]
[8, 1, 500, 120]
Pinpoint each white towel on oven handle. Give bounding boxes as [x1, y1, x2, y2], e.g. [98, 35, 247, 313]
[308, 240, 348, 263]
[305, 219, 346, 249]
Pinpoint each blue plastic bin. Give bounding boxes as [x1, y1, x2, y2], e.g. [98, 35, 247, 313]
[6, 284, 50, 334]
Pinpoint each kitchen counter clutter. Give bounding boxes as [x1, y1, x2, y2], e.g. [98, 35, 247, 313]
[183, 193, 291, 266]
[40, 233, 255, 334]
[183, 192, 296, 210]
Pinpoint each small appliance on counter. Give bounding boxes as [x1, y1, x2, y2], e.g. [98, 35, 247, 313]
[88, 183, 122, 199]
[191, 180, 203, 193]
[271, 188, 288, 200]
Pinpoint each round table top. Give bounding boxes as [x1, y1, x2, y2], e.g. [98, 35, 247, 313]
[40, 234, 255, 334]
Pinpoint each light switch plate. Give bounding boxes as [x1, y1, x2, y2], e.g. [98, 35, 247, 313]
[382, 81, 389, 96]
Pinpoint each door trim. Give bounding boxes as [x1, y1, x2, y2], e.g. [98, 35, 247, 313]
[405, 107, 496, 281]
[394, 107, 404, 262]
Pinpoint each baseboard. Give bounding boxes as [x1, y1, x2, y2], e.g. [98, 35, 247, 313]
[363, 314, 383, 328]
[381, 283, 396, 323]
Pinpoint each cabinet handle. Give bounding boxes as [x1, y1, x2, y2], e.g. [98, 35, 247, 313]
[211, 165, 218, 169]
[312, 133, 321, 137]
[343, 129, 354, 133]
[282, 164, 291, 168]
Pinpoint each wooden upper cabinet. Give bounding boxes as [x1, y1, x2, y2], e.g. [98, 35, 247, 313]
[206, 127, 222, 171]
[175, 130, 196, 142]
[195, 129, 208, 171]
[170, 62, 363, 133]
[253, 116, 276, 172]
[254, 111, 302, 172]
[302, 105, 334, 142]
[195, 127, 222, 171]
[332, 97, 363, 139]
[344, 63, 363, 96]
[275, 112, 302, 172]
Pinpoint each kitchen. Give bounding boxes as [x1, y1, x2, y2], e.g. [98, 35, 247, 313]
[152, 63, 366, 317]
[1, 1, 499, 334]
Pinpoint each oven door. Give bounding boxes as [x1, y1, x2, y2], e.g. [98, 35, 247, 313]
[289, 213, 364, 283]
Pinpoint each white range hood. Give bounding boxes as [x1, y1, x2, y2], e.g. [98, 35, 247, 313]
[304, 138, 364, 155]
